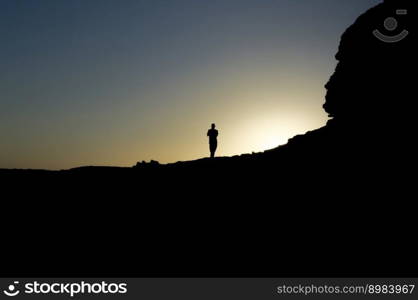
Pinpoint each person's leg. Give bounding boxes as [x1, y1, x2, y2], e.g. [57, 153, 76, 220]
[210, 142, 216, 158]
[211, 142, 217, 158]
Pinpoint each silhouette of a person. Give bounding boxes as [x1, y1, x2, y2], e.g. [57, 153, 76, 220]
[207, 123, 218, 158]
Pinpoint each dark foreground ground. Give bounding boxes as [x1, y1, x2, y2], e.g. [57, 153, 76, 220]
[1, 125, 415, 277]
[1, 0, 415, 277]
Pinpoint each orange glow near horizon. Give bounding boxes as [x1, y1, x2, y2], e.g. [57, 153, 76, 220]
[0, 66, 329, 170]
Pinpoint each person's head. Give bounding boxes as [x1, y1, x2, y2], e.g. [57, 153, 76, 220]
[211, 123, 216, 129]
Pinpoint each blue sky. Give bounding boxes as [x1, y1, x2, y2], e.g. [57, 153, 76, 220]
[0, 0, 381, 169]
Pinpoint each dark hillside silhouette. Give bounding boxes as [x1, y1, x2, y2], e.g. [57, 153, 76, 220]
[1, 0, 414, 277]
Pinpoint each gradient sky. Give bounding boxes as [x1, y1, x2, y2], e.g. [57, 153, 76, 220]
[0, 0, 380, 169]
